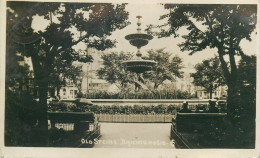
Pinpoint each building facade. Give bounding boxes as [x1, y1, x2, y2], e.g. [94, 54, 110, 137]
[81, 48, 113, 93]
[58, 79, 79, 100]
[195, 86, 227, 99]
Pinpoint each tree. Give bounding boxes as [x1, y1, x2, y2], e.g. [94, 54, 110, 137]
[147, 4, 257, 117]
[49, 63, 84, 99]
[143, 49, 184, 89]
[48, 49, 91, 98]
[97, 49, 184, 91]
[191, 56, 225, 99]
[237, 55, 256, 118]
[6, 2, 129, 146]
[97, 51, 135, 89]
[66, 65, 85, 95]
[236, 55, 256, 147]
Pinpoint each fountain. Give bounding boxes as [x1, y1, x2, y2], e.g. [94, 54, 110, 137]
[10, 17, 40, 45]
[122, 16, 156, 74]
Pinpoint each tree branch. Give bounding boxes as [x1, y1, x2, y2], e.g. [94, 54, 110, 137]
[228, 34, 238, 82]
[72, 34, 89, 46]
[218, 49, 230, 84]
[204, 13, 221, 47]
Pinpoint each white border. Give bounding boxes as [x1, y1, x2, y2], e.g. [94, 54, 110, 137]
[0, 0, 259, 158]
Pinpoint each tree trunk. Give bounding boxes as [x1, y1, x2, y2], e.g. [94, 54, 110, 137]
[209, 84, 213, 99]
[217, 46, 239, 118]
[154, 83, 159, 89]
[37, 80, 48, 146]
[227, 45, 239, 118]
[56, 85, 61, 100]
[227, 81, 239, 117]
[30, 53, 49, 146]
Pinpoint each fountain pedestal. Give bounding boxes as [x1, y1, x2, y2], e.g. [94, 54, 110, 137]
[122, 16, 156, 74]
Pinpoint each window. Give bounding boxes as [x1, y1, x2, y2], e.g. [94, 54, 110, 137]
[63, 88, 66, 95]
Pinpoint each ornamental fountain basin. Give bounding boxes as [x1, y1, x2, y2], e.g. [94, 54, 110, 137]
[125, 33, 153, 49]
[122, 59, 156, 73]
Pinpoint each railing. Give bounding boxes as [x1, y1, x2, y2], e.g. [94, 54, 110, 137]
[95, 114, 173, 123]
[53, 123, 74, 131]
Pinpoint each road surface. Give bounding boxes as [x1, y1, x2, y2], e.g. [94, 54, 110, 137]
[93, 123, 175, 148]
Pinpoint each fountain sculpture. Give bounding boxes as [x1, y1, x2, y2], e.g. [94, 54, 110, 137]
[122, 16, 156, 74]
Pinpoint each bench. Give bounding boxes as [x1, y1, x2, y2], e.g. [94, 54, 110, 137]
[48, 112, 100, 147]
[171, 113, 233, 148]
[175, 113, 228, 132]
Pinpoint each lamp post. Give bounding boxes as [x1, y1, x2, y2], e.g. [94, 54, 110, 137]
[78, 48, 91, 94]
[86, 48, 92, 94]
[86, 61, 90, 94]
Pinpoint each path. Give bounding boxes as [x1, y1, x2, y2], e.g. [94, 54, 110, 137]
[93, 123, 175, 148]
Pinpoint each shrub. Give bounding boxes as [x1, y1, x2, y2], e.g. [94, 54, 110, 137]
[48, 102, 68, 112]
[51, 102, 230, 115]
[84, 89, 193, 99]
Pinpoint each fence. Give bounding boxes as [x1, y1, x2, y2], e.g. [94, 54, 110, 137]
[89, 99, 213, 106]
[95, 114, 173, 123]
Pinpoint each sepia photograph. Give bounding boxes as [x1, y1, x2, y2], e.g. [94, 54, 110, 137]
[0, 0, 259, 157]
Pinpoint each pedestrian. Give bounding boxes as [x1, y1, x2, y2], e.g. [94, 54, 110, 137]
[208, 100, 219, 113]
[179, 101, 191, 113]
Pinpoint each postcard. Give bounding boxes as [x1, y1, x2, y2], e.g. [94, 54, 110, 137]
[0, 0, 259, 157]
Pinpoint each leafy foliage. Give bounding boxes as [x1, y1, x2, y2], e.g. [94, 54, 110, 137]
[237, 55, 256, 118]
[7, 2, 130, 90]
[147, 4, 257, 116]
[234, 55, 256, 148]
[97, 49, 184, 91]
[6, 2, 130, 146]
[237, 55, 256, 89]
[191, 56, 225, 98]
[143, 49, 184, 89]
[48, 102, 180, 115]
[97, 51, 135, 88]
[84, 88, 192, 99]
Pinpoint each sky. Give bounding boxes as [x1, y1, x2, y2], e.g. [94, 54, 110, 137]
[31, 3, 257, 68]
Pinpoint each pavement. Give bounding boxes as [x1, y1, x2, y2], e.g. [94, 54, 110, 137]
[93, 123, 175, 148]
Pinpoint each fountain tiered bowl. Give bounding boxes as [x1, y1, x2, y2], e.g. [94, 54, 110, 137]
[125, 33, 153, 49]
[123, 23, 156, 73]
[122, 59, 156, 73]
